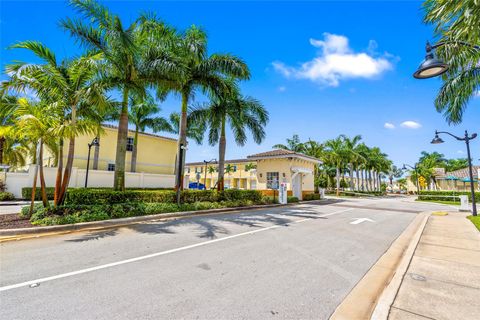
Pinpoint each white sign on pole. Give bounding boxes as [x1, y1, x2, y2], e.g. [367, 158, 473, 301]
[279, 182, 288, 204]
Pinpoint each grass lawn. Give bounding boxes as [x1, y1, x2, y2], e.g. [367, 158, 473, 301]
[467, 215, 480, 232]
[416, 199, 460, 206]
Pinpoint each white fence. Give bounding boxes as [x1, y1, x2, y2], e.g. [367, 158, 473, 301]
[2, 165, 175, 198]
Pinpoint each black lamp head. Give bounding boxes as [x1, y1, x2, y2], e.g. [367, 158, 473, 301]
[91, 137, 100, 147]
[431, 132, 444, 144]
[413, 42, 449, 79]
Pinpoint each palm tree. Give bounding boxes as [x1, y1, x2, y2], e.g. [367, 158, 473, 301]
[167, 112, 205, 145]
[341, 135, 362, 190]
[4, 41, 107, 205]
[208, 165, 216, 189]
[169, 26, 250, 194]
[62, 0, 177, 190]
[388, 165, 403, 189]
[189, 87, 268, 190]
[303, 140, 324, 193]
[423, 0, 480, 124]
[324, 136, 346, 196]
[0, 95, 17, 165]
[273, 134, 305, 152]
[418, 151, 446, 190]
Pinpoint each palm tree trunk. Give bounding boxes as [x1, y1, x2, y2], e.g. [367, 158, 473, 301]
[29, 145, 39, 216]
[58, 105, 77, 204]
[38, 141, 48, 207]
[349, 164, 354, 190]
[54, 139, 63, 207]
[114, 87, 129, 191]
[336, 166, 340, 196]
[367, 170, 372, 191]
[217, 117, 226, 191]
[0, 137, 4, 165]
[93, 130, 100, 170]
[355, 167, 360, 191]
[131, 127, 139, 172]
[175, 91, 189, 192]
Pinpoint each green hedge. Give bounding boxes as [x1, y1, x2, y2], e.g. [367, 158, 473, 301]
[21, 187, 55, 200]
[64, 188, 262, 205]
[0, 192, 15, 201]
[418, 191, 480, 202]
[28, 200, 258, 226]
[303, 193, 321, 201]
[287, 196, 299, 203]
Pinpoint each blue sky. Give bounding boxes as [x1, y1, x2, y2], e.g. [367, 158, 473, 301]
[1, 0, 479, 167]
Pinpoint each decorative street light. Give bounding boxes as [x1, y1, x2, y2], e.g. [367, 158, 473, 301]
[85, 137, 100, 188]
[431, 130, 477, 216]
[413, 41, 480, 79]
[203, 159, 217, 191]
[402, 163, 420, 195]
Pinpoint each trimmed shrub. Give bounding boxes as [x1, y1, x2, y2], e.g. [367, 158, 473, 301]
[0, 192, 15, 201]
[64, 188, 262, 205]
[21, 187, 55, 200]
[287, 196, 299, 203]
[303, 193, 321, 201]
[418, 190, 479, 202]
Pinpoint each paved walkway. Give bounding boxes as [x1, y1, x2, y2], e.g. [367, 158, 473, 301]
[389, 212, 480, 320]
[0, 201, 30, 215]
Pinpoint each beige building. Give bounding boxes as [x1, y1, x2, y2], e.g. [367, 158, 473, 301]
[185, 149, 321, 199]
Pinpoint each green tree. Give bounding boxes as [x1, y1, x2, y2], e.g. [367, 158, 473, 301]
[324, 136, 346, 196]
[189, 87, 268, 190]
[168, 26, 250, 194]
[444, 158, 469, 172]
[423, 0, 480, 124]
[273, 134, 305, 152]
[341, 135, 363, 190]
[387, 165, 403, 188]
[303, 140, 324, 193]
[62, 0, 177, 190]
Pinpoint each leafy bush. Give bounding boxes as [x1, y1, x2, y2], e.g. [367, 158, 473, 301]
[0, 180, 6, 192]
[64, 188, 263, 205]
[29, 198, 264, 226]
[22, 187, 55, 200]
[303, 193, 321, 201]
[287, 196, 299, 203]
[0, 192, 15, 201]
[418, 190, 479, 202]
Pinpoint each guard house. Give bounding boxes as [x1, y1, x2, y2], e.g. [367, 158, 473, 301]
[247, 149, 321, 200]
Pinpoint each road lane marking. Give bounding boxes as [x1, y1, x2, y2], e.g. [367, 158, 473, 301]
[350, 218, 375, 225]
[0, 208, 354, 292]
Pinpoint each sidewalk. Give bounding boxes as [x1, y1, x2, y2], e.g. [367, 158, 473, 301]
[388, 212, 480, 320]
[0, 201, 30, 215]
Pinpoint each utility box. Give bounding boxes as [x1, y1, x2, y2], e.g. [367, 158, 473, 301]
[459, 195, 470, 212]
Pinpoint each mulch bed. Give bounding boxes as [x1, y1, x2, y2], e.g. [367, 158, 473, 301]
[0, 214, 33, 229]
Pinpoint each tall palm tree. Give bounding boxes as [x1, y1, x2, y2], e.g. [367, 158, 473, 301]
[324, 136, 346, 196]
[273, 134, 305, 152]
[62, 0, 177, 190]
[189, 88, 268, 190]
[167, 112, 205, 145]
[341, 134, 362, 190]
[169, 26, 250, 194]
[0, 95, 17, 165]
[388, 165, 403, 189]
[303, 139, 324, 193]
[423, 0, 480, 124]
[4, 41, 107, 205]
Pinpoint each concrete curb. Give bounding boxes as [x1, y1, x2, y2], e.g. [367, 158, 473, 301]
[329, 211, 430, 320]
[0, 200, 327, 241]
[370, 213, 430, 320]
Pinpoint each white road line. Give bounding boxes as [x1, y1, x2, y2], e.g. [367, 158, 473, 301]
[0, 208, 353, 292]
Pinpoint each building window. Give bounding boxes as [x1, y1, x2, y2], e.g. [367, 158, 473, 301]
[187, 167, 190, 173]
[266, 172, 279, 189]
[126, 137, 134, 152]
[233, 165, 237, 172]
[107, 163, 115, 171]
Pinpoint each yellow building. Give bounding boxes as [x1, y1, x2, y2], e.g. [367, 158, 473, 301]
[64, 124, 177, 174]
[185, 149, 321, 200]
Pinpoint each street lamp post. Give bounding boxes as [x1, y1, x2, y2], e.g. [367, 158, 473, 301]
[431, 130, 478, 216]
[203, 159, 217, 191]
[85, 137, 100, 188]
[402, 163, 420, 195]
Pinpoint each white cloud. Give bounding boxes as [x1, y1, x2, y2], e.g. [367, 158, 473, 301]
[272, 33, 394, 87]
[457, 150, 465, 154]
[384, 122, 395, 129]
[400, 121, 422, 129]
[474, 90, 480, 98]
[278, 86, 286, 92]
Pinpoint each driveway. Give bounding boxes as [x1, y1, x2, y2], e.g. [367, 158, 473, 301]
[0, 197, 449, 319]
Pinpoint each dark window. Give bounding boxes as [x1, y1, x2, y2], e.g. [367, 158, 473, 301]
[233, 165, 237, 172]
[266, 172, 279, 189]
[126, 137, 134, 152]
[107, 163, 115, 171]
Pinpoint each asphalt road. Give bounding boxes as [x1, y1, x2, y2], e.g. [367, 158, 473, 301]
[0, 197, 450, 320]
